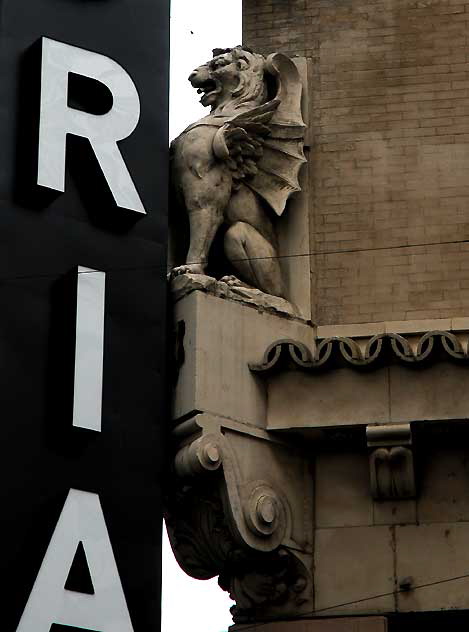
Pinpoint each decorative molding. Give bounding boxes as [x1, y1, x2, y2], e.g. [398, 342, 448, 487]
[250, 330, 469, 373]
[165, 413, 313, 623]
[366, 424, 416, 501]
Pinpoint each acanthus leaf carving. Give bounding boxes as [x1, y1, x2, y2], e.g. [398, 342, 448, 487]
[221, 547, 311, 624]
[165, 479, 311, 624]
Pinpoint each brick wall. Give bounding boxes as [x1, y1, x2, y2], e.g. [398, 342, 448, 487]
[243, 0, 469, 324]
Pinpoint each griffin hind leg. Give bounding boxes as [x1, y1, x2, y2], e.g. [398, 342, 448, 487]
[224, 221, 285, 298]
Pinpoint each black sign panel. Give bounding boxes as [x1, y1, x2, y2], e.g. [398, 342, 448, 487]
[0, 1, 168, 630]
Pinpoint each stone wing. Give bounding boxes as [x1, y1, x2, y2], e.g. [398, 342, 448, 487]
[213, 99, 281, 185]
[246, 53, 307, 217]
[213, 53, 306, 217]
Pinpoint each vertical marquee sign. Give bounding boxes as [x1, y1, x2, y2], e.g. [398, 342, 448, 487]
[0, 1, 169, 630]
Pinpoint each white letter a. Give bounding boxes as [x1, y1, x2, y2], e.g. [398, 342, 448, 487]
[17, 489, 134, 632]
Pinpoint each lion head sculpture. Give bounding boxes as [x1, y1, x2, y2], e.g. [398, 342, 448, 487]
[188, 46, 268, 113]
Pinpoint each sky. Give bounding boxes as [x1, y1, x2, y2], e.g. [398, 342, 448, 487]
[169, 0, 242, 140]
[162, 2, 242, 631]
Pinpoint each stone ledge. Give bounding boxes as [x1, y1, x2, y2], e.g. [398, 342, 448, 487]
[171, 273, 311, 323]
[317, 317, 469, 339]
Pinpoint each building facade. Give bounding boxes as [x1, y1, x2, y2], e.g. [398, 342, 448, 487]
[167, 1, 469, 630]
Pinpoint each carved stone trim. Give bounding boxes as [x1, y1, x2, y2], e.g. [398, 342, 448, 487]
[165, 413, 314, 623]
[366, 424, 416, 501]
[251, 330, 468, 373]
[165, 480, 312, 623]
[174, 425, 289, 552]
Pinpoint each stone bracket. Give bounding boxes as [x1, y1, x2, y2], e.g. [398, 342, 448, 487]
[166, 413, 314, 623]
[366, 423, 416, 501]
[173, 413, 312, 554]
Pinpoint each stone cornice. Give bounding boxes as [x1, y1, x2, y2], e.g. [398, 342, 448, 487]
[251, 330, 469, 373]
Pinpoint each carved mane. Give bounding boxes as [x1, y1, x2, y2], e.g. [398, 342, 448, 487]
[220, 46, 268, 113]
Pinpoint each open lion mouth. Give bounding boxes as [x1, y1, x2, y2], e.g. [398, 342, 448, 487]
[192, 78, 221, 106]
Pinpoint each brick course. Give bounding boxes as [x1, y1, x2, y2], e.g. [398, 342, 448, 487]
[244, 0, 469, 324]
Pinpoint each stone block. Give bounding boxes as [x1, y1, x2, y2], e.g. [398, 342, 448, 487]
[396, 523, 469, 611]
[418, 447, 469, 523]
[372, 500, 417, 527]
[314, 527, 395, 615]
[173, 291, 315, 427]
[267, 369, 389, 429]
[389, 363, 469, 423]
[317, 323, 385, 339]
[315, 452, 373, 528]
[384, 319, 452, 335]
[452, 317, 469, 331]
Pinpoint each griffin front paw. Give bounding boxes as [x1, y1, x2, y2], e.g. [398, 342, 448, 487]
[171, 264, 206, 277]
[220, 275, 252, 289]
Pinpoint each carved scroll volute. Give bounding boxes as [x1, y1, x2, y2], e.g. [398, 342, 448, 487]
[367, 423, 416, 501]
[369, 446, 416, 500]
[174, 434, 223, 478]
[217, 437, 290, 553]
[244, 482, 284, 538]
[231, 480, 288, 551]
[173, 425, 291, 552]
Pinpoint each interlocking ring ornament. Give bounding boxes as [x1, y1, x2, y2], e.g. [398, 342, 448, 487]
[251, 330, 469, 373]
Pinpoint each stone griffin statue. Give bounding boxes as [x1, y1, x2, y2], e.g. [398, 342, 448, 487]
[170, 46, 306, 299]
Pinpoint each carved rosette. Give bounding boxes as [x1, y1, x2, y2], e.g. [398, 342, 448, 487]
[165, 414, 313, 623]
